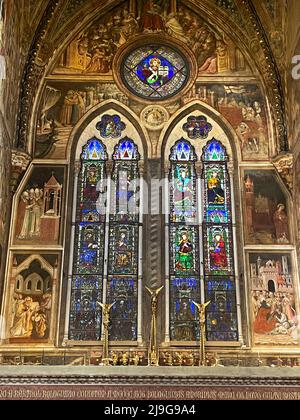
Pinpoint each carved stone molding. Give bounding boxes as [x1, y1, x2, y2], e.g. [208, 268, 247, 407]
[140, 106, 169, 131]
[195, 161, 203, 177]
[15, 0, 60, 149]
[0, 370, 300, 387]
[272, 152, 293, 192]
[240, 0, 288, 152]
[10, 149, 32, 192]
[106, 160, 114, 175]
[138, 160, 145, 175]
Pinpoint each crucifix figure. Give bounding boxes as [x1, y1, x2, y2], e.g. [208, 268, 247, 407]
[98, 302, 115, 366]
[145, 285, 164, 366]
[192, 300, 211, 366]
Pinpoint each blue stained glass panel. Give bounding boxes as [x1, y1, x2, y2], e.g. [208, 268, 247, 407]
[170, 277, 201, 341]
[108, 225, 138, 275]
[170, 139, 197, 162]
[96, 115, 126, 138]
[170, 162, 197, 223]
[205, 277, 238, 341]
[136, 55, 175, 88]
[81, 138, 108, 161]
[107, 276, 137, 341]
[73, 224, 105, 275]
[183, 115, 212, 140]
[113, 137, 140, 160]
[203, 138, 226, 162]
[69, 276, 102, 341]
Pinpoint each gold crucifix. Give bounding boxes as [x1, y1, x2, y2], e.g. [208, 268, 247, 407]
[146, 285, 164, 366]
[192, 300, 210, 366]
[98, 302, 115, 366]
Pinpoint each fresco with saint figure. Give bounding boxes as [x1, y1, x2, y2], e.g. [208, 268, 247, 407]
[7, 254, 59, 345]
[249, 253, 298, 346]
[14, 167, 65, 246]
[243, 170, 290, 244]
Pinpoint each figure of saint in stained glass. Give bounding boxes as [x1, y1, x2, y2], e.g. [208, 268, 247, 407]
[175, 231, 193, 271]
[115, 229, 132, 269]
[209, 232, 228, 270]
[139, 55, 172, 88]
[96, 115, 126, 138]
[183, 115, 212, 139]
[207, 169, 225, 204]
[173, 165, 195, 221]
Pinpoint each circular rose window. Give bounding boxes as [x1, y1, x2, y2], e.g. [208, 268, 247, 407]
[120, 45, 190, 101]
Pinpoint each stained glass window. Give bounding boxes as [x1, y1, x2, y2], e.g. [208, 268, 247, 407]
[69, 138, 107, 341]
[202, 139, 238, 341]
[122, 46, 189, 100]
[169, 137, 238, 343]
[107, 138, 140, 341]
[183, 115, 212, 140]
[96, 115, 126, 138]
[169, 140, 200, 341]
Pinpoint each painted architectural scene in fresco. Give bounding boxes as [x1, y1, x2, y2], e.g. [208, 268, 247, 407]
[35, 81, 129, 159]
[51, 0, 250, 77]
[183, 83, 269, 160]
[7, 254, 58, 343]
[249, 253, 298, 346]
[14, 167, 65, 245]
[243, 170, 290, 244]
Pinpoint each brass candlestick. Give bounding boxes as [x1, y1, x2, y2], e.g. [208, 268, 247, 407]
[98, 302, 115, 366]
[193, 300, 210, 366]
[146, 285, 164, 366]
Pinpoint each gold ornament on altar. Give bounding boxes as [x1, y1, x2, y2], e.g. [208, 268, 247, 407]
[145, 285, 164, 366]
[192, 300, 211, 366]
[98, 302, 115, 366]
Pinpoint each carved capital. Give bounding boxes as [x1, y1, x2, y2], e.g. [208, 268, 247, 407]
[138, 160, 145, 175]
[227, 161, 234, 176]
[106, 160, 114, 175]
[195, 161, 203, 177]
[272, 153, 293, 192]
[164, 161, 170, 175]
[10, 149, 32, 193]
[74, 161, 81, 175]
